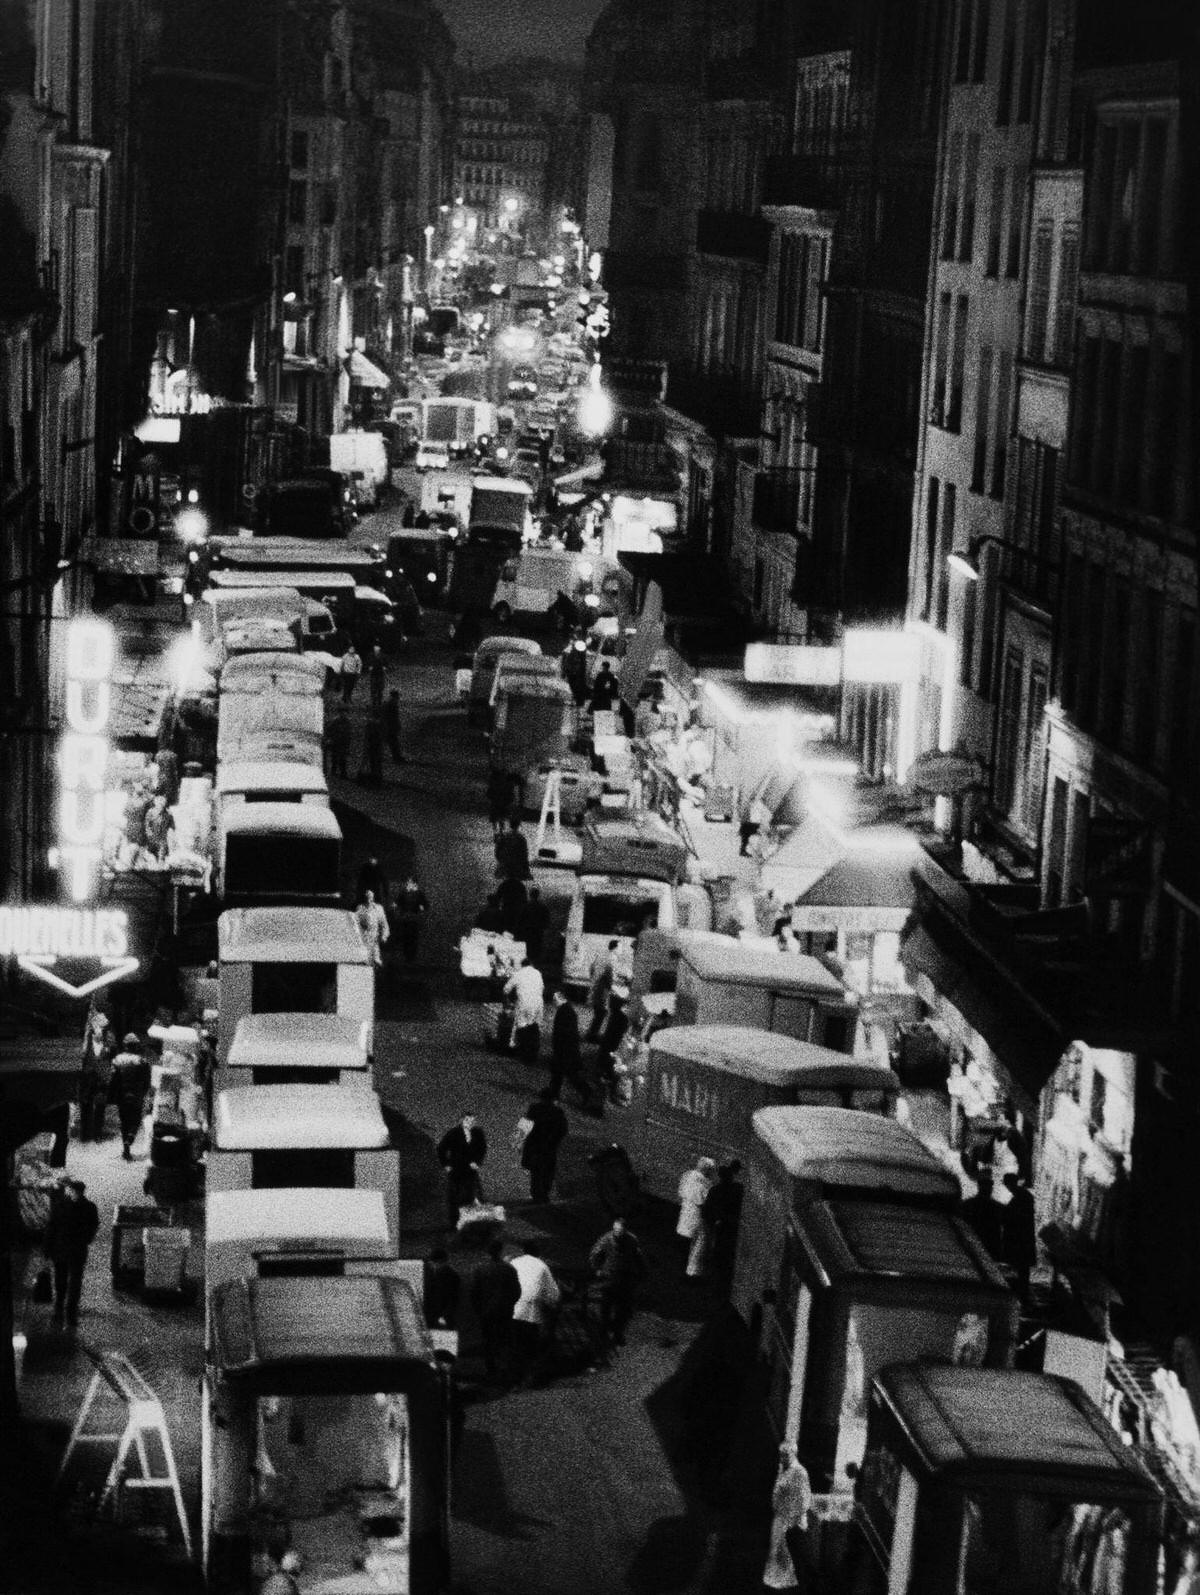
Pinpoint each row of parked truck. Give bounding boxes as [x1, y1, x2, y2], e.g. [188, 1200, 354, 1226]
[193, 572, 452, 1590]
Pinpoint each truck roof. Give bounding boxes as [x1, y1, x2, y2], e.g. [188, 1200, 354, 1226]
[206, 1187, 388, 1249]
[471, 475, 533, 498]
[680, 938, 845, 995]
[219, 906, 371, 963]
[751, 1106, 960, 1200]
[220, 802, 341, 840]
[226, 1012, 371, 1072]
[213, 1084, 389, 1149]
[215, 761, 330, 797]
[210, 568, 356, 592]
[648, 1026, 899, 1091]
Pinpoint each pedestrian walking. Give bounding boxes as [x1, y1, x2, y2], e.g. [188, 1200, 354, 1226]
[486, 768, 517, 835]
[588, 1215, 647, 1349]
[367, 644, 387, 712]
[961, 1169, 1006, 1259]
[503, 957, 545, 1060]
[392, 873, 429, 962]
[355, 889, 390, 966]
[703, 1159, 744, 1292]
[494, 815, 531, 880]
[326, 708, 352, 778]
[437, 1112, 488, 1226]
[361, 715, 384, 785]
[356, 855, 390, 907]
[588, 659, 619, 715]
[470, 1238, 521, 1382]
[596, 989, 629, 1100]
[111, 1033, 150, 1160]
[514, 886, 550, 969]
[1001, 1171, 1038, 1302]
[586, 940, 618, 1040]
[78, 1006, 114, 1142]
[339, 641, 363, 703]
[422, 1247, 462, 1331]
[676, 1155, 718, 1279]
[495, 874, 528, 937]
[510, 1241, 561, 1386]
[518, 1087, 568, 1203]
[45, 1178, 99, 1330]
[383, 688, 406, 764]
[763, 1443, 813, 1589]
[548, 988, 588, 1105]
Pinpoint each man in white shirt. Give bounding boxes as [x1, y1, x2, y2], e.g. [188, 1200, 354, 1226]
[510, 1240, 561, 1386]
[356, 889, 390, 967]
[504, 958, 545, 1055]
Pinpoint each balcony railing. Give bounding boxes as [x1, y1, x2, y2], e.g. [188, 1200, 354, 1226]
[695, 209, 771, 265]
[600, 439, 680, 495]
[752, 468, 804, 537]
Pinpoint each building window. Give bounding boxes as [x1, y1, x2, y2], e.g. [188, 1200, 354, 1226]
[1045, 775, 1069, 904]
[1016, 0, 1041, 124]
[960, 134, 980, 261]
[1132, 589, 1162, 769]
[1116, 343, 1149, 505]
[923, 478, 940, 620]
[960, 577, 977, 688]
[996, 0, 1017, 127]
[1026, 219, 1053, 360]
[986, 164, 1005, 277]
[931, 291, 951, 424]
[1100, 581, 1130, 747]
[971, 345, 993, 493]
[991, 352, 1012, 499]
[1021, 666, 1048, 832]
[936, 482, 956, 630]
[290, 130, 309, 170]
[1060, 550, 1084, 714]
[288, 180, 307, 225]
[1005, 162, 1024, 277]
[1052, 224, 1079, 366]
[1150, 348, 1182, 518]
[285, 245, 304, 293]
[995, 647, 1024, 810]
[942, 133, 962, 260]
[947, 294, 968, 431]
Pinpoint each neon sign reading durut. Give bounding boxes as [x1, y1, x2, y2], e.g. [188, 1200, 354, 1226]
[56, 618, 116, 901]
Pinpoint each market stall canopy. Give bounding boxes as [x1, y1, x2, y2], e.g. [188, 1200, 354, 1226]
[210, 1275, 435, 1389]
[787, 829, 920, 934]
[345, 349, 391, 389]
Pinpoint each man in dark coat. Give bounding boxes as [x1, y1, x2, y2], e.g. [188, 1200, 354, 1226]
[514, 886, 550, 969]
[469, 1238, 521, 1381]
[588, 1216, 647, 1348]
[548, 988, 586, 1104]
[487, 768, 517, 835]
[392, 874, 429, 962]
[520, 1087, 568, 1203]
[362, 715, 384, 785]
[1001, 1171, 1038, 1301]
[111, 1034, 150, 1160]
[367, 644, 387, 713]
[494, 816, 531, 881]
[436, 1113, 488, 1226]
[326, 709, 352, 779]
[961, 1170, 1005, 1260]
[383, 688, 405, 764]
[494, 874, 528, 937]
[596, 991, 630, 1100]
[589, 660, 619, 715]
[46, 1179, 99, 1329]
[422, 1247, 462, 1331]
[702, 1160, 744, 1293]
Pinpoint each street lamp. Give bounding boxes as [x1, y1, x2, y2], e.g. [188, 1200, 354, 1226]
[947, 533, 1061, 582]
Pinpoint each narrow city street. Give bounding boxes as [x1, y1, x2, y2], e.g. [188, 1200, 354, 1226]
[5, 619, 774, 1595]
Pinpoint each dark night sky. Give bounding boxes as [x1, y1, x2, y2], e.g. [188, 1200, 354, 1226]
[439, 0, 606, 67]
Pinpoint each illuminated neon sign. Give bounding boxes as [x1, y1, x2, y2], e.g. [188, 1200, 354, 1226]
[56, 619, 116, 901]
[0, 905, 138, 998]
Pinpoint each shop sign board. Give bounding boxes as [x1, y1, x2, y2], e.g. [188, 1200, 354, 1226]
[54, 619, 118, 902]
[744, 643, 840, 687]
[841, 630, 917, 685]
[0, 905, 138, 998]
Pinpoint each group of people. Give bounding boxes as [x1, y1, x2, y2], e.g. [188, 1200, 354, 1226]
[323, 644, 407, 787]
[354, 855, 430, 967]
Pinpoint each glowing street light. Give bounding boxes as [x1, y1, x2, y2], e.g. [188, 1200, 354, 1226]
[579, 366, 612, 437]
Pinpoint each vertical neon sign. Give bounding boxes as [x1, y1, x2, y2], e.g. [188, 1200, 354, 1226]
[56, 619, 115, 901]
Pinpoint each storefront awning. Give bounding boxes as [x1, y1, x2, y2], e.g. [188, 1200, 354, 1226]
[790, 846, 917, 934]
[345, 350, 391, 389]
[900, 916, 1066, 1116]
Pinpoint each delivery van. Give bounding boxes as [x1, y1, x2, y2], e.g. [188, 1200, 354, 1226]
[216, 906, 374, 1065]
[673, 937, 859, 1052]
[215, 759, 330, 818]
[199, 585, 306, 647]
[626, 1027, 901, 1202]
[467, 635, 542, 727]
[216, 685, 324, 765]
[490, 674, 575, 783]
[489, 548, 601, 624]
[218, 802, 343, 909]
[204, 1186, 392, 1291]
[562, 817, 691, 991]
[844, 1366, 1162, 1595]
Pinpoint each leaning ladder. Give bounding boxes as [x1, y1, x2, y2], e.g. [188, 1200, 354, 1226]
[56, 1348, 193, 1559]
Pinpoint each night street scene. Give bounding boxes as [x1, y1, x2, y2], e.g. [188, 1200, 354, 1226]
[1, 0, 1198, 1592]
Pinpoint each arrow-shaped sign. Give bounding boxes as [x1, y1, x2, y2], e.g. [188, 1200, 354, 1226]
[18, 954, 140, 1000]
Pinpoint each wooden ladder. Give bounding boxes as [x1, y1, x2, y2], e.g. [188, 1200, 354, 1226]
[56, 1349, 193, 1559]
